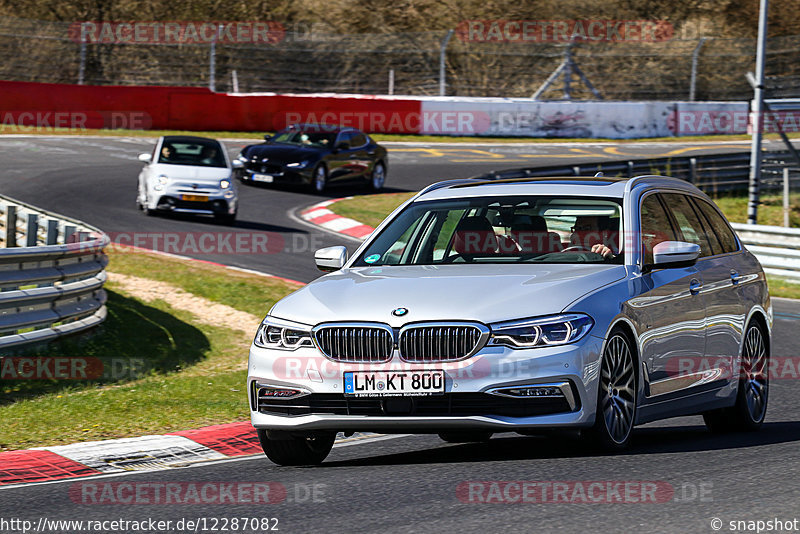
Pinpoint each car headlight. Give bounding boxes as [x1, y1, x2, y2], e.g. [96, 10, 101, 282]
[254, 317, 314, 351]
[286, 160, 310, 168]
[154, 174, 169, 191]
[489, 313, 594, 349]
[220, 179, 231, 189]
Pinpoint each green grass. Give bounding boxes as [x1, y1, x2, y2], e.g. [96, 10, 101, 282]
[710, 193, 800, 227]
[333, 192, 413, 228]
[3, 124, 798, 144]
[0, 249, 300, 450]
[329, 192, 800, 299]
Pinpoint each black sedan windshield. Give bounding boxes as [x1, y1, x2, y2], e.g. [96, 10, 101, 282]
[272, 129, 337, 148]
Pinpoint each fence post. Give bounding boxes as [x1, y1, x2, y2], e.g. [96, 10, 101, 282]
[439, 30, 454, 96]
[627, 161, 634, 178]
[785, 167, 791, 228]
[689, 158, 697, 184]
[231, 69, 239, 93]
[209, 25, 219, 92]
[388, 68, 395, 95]
[26, 214, 39, 247]
[5, 205, 17, 248]
[78, 34, 87, 85]
[689, 38, 707, 101]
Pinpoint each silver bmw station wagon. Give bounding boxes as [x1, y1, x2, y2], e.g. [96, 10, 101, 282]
[248, 174, 771, 465]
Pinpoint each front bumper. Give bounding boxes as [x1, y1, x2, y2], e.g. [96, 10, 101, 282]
[154, 188, 237, 215]
[247, 335, 604, 432]
[237, 166, 313, 186]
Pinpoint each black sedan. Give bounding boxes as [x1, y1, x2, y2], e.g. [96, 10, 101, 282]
[234, 124, 388, 193]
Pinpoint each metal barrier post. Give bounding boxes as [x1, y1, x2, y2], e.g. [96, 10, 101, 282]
[5, 205, 16, 247]
[26, 214, 39, 247]
[46, 219, 58, 245]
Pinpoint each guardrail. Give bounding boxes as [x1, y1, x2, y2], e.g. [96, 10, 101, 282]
[731, 223, 800, 282]
[0, 194, 108, 351]
[482, 151, 800, 194]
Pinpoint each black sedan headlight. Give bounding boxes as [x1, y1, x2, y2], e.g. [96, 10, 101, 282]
[254, 317, 314, 350]
[489, 313, 594, 349]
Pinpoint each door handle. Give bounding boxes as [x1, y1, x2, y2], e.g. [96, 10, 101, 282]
[689, 278, 703, 295]
[730, 270, 742, 285]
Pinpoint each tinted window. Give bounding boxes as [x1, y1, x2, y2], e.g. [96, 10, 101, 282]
[640, 194, 678, 265]
[660, 193, 715, 257]
[349, 132, 367, 147]
[694, 198, 739, 253]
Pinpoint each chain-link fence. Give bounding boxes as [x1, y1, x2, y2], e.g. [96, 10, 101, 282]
[1, 17, 799, 99]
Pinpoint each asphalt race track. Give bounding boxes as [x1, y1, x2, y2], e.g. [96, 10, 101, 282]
[1, 136, 799, 532]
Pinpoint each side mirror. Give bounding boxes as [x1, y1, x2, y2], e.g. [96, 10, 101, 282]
[232, 159, 244, 169]
[263, 134, 272, 142]
[315, 246, 348, 272]
[138, 153, 152, 163]
[335, 141, 350, 151]
[651, 241, 701, 269]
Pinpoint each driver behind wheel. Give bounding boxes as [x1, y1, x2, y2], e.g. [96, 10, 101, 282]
[568, 215, 618, 259]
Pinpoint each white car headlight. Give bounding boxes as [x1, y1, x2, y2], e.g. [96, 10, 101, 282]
[220, 179, 231, 189]
[254, 317, 314, 351]
[490, 313, 594, 349]
[154, 174, 169, 191]
[286, 160, 310, 168]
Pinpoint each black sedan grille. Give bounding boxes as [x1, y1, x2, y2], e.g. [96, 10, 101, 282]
[313, 325, 394, 363]
[257, 393, 575, 418]
[399, 324, 485, 362]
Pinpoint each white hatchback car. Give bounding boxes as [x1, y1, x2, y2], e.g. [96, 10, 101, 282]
[137, 136, 239, 224]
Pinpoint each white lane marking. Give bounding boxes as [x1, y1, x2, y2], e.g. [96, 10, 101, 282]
[0, 434, 411, 490]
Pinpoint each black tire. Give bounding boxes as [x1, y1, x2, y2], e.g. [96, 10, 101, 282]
[438, 431, 493, 443]
[367, 161, 386, 191]
[585, 328, 637, 451]
[703, 321, 769, 433]
[311, 164, 328, 194]
[257, 430, 336, 466]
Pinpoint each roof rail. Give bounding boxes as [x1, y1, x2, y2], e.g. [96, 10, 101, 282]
[417, 178, 484, 196]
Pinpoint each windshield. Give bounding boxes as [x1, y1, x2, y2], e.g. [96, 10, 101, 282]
[157, 140, 227, 168]
[271, 128, 337, 148]
[354, 195, 624, 266]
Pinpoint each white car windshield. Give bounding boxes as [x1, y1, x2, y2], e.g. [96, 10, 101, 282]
[354, 195, 624, 266]
[157, 140, 227, 168]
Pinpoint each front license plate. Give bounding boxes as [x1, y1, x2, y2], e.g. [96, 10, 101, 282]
[252, 173, 274, 183]
[180, 194, 208, 202]
[343, 370, 445, 397]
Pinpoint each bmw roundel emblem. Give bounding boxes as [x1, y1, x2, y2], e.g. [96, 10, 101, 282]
[392, 307, 409, 317]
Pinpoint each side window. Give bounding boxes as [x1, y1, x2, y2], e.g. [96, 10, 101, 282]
[349, 132, 367, 148]
[336, 131, 353, 148]
[694, 198, 739, 253]
[640, 194, 678, 265]
[660, 193, 716, 258]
